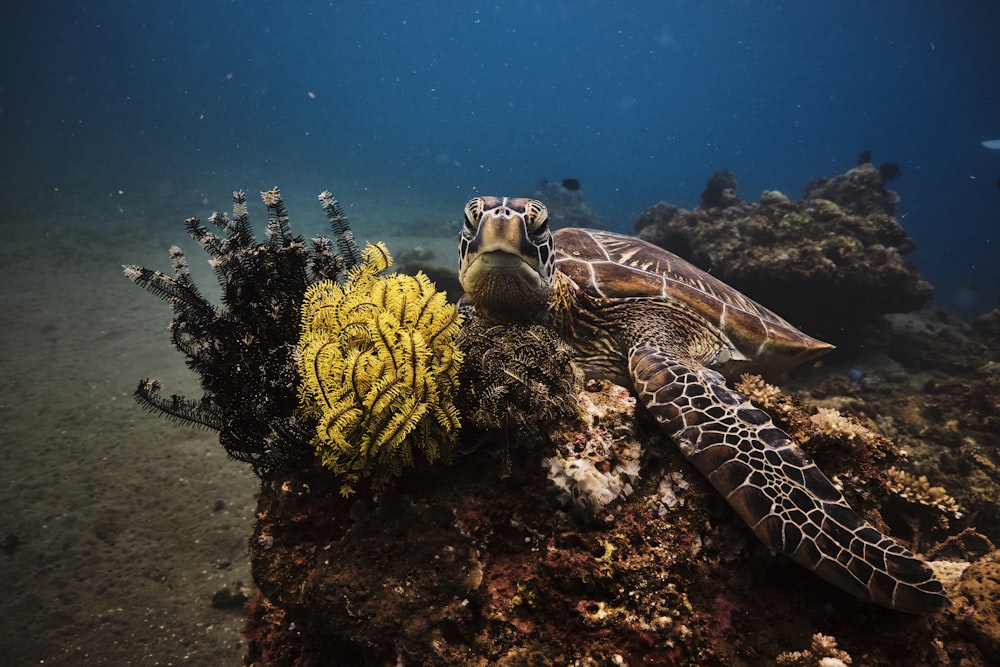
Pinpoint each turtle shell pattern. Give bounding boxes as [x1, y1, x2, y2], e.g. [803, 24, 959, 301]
[553, 228, 832, 376]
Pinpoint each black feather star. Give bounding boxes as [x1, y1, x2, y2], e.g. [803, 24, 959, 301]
[124, 188, 361, 478]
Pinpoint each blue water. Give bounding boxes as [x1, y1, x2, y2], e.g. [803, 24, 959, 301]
[2, 0, 998, 312]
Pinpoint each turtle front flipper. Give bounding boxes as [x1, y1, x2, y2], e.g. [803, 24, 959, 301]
[628, 343, 948, 614]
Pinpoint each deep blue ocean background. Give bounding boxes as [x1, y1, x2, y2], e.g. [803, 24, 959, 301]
[2, 0, 999, 313]
[1, 4, 999, 662]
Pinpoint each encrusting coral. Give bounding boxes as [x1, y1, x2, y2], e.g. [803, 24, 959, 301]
[542, 380, 644, 520]
[297, 242, 463, 495]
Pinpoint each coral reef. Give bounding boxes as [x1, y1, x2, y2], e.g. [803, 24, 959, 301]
[738, 372, 967, 535]
[297, 243, 463, 496]
[246, 379, 722, 666]
[125, 188, 359, 477]
[634, 164, 932, 340]
[971, 308, 1000, 351]
[803, 162, 901, 218]
[244, 365, 1000, 665]
[532, 178, 605, 228]
[242, 346, 1000, 665]
[240, 352, 997, 667]
[456, 322, 639, 518]
[791, 309, 1000, 543]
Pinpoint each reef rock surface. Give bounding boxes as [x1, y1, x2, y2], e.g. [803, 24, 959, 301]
[244, 312, 1000, 666]
[634, 164, 933, 340]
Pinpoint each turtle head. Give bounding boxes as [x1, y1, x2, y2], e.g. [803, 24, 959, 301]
[459, 196, 554, 323]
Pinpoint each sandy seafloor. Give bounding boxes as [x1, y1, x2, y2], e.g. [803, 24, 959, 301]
[0, 180, 461, 665]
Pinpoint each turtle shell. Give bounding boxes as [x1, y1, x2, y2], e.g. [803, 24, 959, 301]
[553, 228, 833, 374]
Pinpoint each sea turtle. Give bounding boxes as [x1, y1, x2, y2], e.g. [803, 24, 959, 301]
[458, 196, 947, 614]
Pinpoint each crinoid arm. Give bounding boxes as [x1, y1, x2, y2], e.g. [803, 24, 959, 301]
[261, 186, 294, 246]
[318, 190, 362, 277]
[122, 251, 215, 317]
[133, 379, 224, 431]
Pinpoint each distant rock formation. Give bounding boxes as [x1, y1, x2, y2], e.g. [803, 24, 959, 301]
[634, 164, 933, 342]
[533, 179, 605, 229]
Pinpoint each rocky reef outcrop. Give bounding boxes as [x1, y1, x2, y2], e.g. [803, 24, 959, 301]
[242, 307, 1000, 666]
[128, 185, 1000, 666]
[634, 164, 933, 342]
[244, 350, 1000, 665]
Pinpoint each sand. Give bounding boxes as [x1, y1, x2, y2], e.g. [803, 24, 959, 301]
[0, 182, 459, 665]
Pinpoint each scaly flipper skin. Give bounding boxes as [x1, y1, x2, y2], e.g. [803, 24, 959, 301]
[628, 342, 948, 614]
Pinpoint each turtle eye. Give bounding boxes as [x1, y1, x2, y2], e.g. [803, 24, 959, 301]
[464, 197, 486, 231]
[522, 199, 549, 233]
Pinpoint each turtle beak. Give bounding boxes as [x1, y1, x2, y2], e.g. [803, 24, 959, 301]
[466, 209, 542, 269]
[460, 247, 545, 297]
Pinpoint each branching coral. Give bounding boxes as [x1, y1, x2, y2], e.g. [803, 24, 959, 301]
[775, 633, 853, 666]
[735, 373, 794, 420]
[886, 466, 964, 519]
[125, 188, 357, 477]
[298, 243, 463, 495]
[809, 406, 872, 442]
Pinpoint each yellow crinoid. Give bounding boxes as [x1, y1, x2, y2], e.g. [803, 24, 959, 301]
[297, 242, 462, 495]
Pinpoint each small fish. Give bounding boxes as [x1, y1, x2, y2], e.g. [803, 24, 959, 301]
[857, 149, 872, 165]
[561, 178, 581, 191]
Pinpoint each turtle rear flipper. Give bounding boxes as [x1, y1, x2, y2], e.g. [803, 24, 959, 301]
[628, 343, 949, 614]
